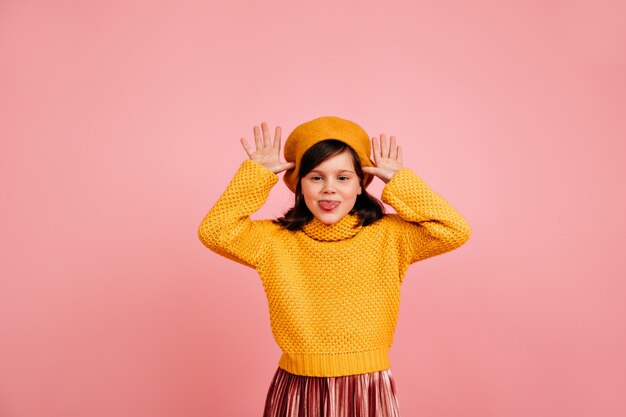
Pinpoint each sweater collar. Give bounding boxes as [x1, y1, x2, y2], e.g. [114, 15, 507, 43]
[301, 213, 363, 242]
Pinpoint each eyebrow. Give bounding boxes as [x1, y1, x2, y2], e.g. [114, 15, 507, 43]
[309, 169, 355, 174]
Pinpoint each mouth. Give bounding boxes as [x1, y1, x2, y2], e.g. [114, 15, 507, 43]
[318, 200, 340, 212]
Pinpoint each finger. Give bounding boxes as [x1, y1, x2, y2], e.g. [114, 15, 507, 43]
[240, 137, 253, 158]
[362, 166, 378, 176]
[397, 145, 403, 164]
[272, 162, 295, 174]
[371, 137, 380, 163]
[273, 126, 282, 150]
[253, 125, 262, 150]
[261, 122, 271, 147]
[390, 136, 397, 160]
[380, 134, 388, 158]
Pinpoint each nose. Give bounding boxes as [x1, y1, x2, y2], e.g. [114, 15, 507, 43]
[321, 179, 336, 193]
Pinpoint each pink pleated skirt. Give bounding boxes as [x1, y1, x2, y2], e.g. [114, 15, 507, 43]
[263, 367, 401, 417]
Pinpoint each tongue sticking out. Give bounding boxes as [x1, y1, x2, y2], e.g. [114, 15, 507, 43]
[319, 201, 340, 211]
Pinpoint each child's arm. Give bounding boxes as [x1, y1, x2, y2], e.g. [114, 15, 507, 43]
[381, 167, 471, 265]
[197, 122, 294, 269]
[363, 134, 471, 266]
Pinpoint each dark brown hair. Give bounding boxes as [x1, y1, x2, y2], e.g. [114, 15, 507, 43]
[273, 139, 385, 231]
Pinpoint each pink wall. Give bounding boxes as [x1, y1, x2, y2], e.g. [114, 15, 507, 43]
[1, 1, 625, 416]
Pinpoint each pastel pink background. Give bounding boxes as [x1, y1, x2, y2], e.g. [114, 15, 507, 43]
[1, 1, 625, 416]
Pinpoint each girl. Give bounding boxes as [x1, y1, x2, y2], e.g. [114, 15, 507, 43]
[198, 116, 471, 417]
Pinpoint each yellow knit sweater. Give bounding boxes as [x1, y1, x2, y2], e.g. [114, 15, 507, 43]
[198, 159, 471, 377]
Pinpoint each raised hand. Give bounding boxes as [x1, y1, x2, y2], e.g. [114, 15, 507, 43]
[240, 122, 295, 174]
[362, 134, 404, 183]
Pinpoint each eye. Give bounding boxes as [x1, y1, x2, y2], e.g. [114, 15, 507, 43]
[338, 176, 350, 181]
[310, 176, 323, 181]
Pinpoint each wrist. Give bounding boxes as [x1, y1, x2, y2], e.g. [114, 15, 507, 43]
[383, 169, 401, 183]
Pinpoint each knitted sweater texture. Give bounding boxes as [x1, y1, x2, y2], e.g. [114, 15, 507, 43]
[198, 159, 471, 377]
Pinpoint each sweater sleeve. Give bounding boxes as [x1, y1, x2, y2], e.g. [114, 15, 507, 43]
[381, 167, 472, 267]
[197, 159, 279, 269]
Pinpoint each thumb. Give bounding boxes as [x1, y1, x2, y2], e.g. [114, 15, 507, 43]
[277, 162, 295, 173]
[362, 166, 378, 175]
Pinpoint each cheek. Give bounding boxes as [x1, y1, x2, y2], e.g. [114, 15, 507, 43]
[343, 183, 361, 197]
[300, 184, 316, 203]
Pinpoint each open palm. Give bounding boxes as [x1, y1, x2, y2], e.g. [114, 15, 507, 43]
[240, 122, 295, 174]
[363, 134, 404, 183]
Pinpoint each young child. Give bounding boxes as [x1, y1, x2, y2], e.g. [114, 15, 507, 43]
[198, 116, 472, 417]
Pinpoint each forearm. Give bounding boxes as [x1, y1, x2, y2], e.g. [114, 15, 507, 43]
[381, 168, 471, 260]
[198, 159, 278, 268]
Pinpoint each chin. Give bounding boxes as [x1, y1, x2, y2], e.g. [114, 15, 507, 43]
[315, 212, 345, 224]
[315, 215, 334, 224]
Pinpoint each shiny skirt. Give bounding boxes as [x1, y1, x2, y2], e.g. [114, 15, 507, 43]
[263, 367, 401, 417]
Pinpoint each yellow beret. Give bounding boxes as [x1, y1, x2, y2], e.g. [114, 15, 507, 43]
[283, 116, 375, 193]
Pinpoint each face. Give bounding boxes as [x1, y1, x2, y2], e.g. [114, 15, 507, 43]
[300, 150, 362, 225]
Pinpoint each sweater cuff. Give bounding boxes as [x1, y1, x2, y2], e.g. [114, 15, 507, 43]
[381, 168, 428, 219]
